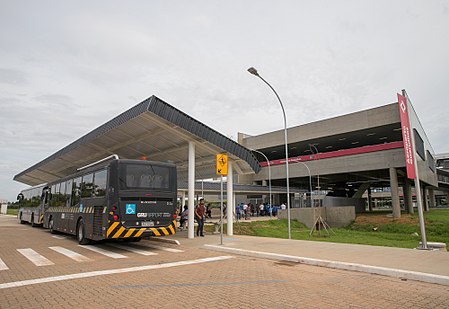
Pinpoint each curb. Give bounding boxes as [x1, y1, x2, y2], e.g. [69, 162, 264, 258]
[204, 244, 449, 286]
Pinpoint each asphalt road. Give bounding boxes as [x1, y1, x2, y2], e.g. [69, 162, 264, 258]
[1, 214, 448, 308]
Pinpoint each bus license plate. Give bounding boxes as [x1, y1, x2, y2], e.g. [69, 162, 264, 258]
[141, 221, 154, 227]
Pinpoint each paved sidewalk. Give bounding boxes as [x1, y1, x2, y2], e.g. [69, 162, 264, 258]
[166, 229, 449, 286]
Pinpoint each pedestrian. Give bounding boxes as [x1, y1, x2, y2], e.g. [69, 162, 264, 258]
[272, 205, 278, 217]
[265, 203, 271, 217]
[235, 204, 241, 221]
[206, 204, 212, 219]
[259, 203, 264, 216]
[179, 205, 188, 230]
[243, 203, 248, 220]
[195, 199, 206, 237]
[223, 203, 227, 218]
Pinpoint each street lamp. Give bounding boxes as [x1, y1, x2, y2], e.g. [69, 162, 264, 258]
[247, 67, 291, 239]
[251, 149, 272, 218]
[291, 159, 312, 207]
[309, 144, 320, 207]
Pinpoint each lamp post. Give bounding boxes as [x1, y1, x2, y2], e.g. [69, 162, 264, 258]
[291, 159, 312, 207]
[309, 144, 320, 207]
[248, 67, 291, 239]
[251, 149, 272, 218]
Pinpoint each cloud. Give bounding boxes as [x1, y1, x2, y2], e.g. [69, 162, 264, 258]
[0, 68, 27, 85]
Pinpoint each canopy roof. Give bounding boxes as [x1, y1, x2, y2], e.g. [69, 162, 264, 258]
[14, 95, 260, 186]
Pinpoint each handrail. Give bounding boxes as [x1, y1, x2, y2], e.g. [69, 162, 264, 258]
[77, 154, 119, 171]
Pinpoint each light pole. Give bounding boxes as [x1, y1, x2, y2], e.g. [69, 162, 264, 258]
[248, 67, 291, 239]
[291, 159, 312, 207]
[251, 149, 272, 218]
[309, 144, 320, 207]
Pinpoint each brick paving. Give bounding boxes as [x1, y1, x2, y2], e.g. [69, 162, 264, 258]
[1, 214, 449, 308]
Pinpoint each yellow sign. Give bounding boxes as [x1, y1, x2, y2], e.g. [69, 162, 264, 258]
[216, 154, 228, 176]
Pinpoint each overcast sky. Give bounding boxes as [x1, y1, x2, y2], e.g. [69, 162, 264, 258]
[1, 1, 448, 201]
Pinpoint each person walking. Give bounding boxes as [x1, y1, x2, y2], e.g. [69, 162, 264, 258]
[195, 199, 206, 237]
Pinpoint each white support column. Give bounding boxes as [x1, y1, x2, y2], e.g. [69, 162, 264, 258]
[181, 191, 186, 209]
[404, 179, 413, 214]
[390, 167, 401, 219]
[423, 187, 429, 212]
[188, 141, 195, 239]
[179, 191, 186, 214]
[428, 188, 435, 209]
[226, 161, 234, 236]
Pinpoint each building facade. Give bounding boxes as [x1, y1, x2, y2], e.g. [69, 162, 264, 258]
[238, 95, 439, 216]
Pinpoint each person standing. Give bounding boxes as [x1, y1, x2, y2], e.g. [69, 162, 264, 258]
[195, 199, 206, 237]
[179, 205, 188, 230]
[259, 203, 264, 216]
[243, 203, 248, 220]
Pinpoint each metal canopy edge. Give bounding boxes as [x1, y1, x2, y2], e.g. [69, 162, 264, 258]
[14, 95, 260, 186]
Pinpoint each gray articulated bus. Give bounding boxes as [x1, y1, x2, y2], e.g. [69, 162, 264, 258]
[17, 157, 178, 244]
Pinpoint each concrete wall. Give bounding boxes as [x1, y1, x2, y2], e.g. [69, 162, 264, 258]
[241, 103, 400, 150]
[278, 206, 355, 228]
[323, 196, 365, 213]
[0, 202, 8, 215]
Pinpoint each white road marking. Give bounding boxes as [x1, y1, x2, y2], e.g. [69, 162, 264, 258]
[17, 249, 54, 266]
[204, 245, 449, 287]
[144, 244, 184, 253]
[49, 246, 92, 262]
[79, 245, 127, 259]
[0, 255, 235, 290]
[51, 235, 67, 240]
[0, 258, 9, 271]
[106, 243, 158, 256]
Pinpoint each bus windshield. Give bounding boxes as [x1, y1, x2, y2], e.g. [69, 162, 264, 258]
[119, 163, 171, 190]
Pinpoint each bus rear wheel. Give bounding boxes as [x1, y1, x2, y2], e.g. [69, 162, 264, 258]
[76, 219, 91, 245]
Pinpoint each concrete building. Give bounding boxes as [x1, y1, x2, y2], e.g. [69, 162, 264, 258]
[435, 153, 449, 205]
[238, 92, 439, 218]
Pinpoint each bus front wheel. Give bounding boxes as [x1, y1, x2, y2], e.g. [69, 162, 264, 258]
[19, 213, 26, 224]
[49, 217, 56, 234]
[31, 214, 38, 227]
[76, 219, 91, 245]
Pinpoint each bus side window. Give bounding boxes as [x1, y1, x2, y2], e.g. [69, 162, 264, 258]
[94, 169, 107, 197]
[72, 177, 81, 206]
[49, 184, 57, 206]
[81, 173, 94, 198]
[59, 181, 66, 206]
[65, 179, 73, 206]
